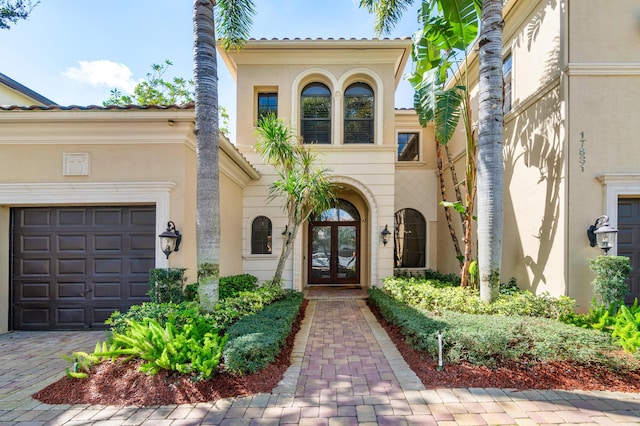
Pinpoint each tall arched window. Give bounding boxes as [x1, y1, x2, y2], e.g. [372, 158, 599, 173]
[301, 83, 331, 144]
[344, 82, 374, 144]
[394, 208, 426, 268]
[251, 216, 272, 254]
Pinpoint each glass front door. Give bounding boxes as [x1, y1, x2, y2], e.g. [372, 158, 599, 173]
[308, 200, 360, 285]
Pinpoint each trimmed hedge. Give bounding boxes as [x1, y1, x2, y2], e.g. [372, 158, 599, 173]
[106, 282, 284, 335]
[368, 288, 629, 369]
[382, 276, 575, 319]
[223, 291, 304, 375]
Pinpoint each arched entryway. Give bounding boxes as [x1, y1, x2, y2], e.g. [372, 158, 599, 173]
[308, 199, 360, 285]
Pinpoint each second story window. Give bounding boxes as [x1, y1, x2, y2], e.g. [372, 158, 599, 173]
[258, 92, 278, 122]
[301, 83, 331, 144]
[251, 216, 272, 254]
[503, 53, 512, 114]
[344, 82, 374, 144]
[397, 132, 419, 161]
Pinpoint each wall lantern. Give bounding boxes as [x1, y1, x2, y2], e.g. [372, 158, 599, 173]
[587, 215, 618, 254]
[281, 225, 290, 240]
[381, 224, 392, 246]
[158, 221, 182, 259]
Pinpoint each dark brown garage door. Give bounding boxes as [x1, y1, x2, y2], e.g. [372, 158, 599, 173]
[617, 199, 640, 304]
[11, 206, 155, 330]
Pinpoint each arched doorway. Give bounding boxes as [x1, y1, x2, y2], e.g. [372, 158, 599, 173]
[308, 199, 360, 285]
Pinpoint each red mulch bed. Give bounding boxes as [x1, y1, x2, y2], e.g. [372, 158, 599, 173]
[33, 299, 308, 407]
[33, 297, 640, 407]
[367, 299, 640, 393]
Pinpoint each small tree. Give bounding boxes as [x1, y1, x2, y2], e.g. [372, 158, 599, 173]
[590, 255, 632, 308]
[255, 114, 337, 284]
[102, 60, 230, 136]
[0, 0, 38, 30]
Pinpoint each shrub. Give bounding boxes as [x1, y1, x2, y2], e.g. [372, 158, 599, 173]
[223, 291, 303, 375]
[96, 317, 227, 380]
[106, 301, 205, 335]
[590, 255, 632, 308]
[611, 302, 640, 353]
[368, 288, 626, 369]
[219, 274, 259, 299]
[212, 282, 285, 330]
[382, 276, 575, 319]
[106, 281, 285, 335]
[148, 268, 188, 303]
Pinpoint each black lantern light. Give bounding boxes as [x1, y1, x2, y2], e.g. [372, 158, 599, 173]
[587, 215, 618, 254]
[381, 224, 391, 246]
[159, 221, 182, 259]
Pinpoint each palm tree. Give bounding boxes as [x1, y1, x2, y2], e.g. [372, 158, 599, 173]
[363, 0, 504, 300]
[255, 114, 337, 284]
[476, 0, 504, 303]
[193, 0, 254, 312]
[409, 0, 480, 287]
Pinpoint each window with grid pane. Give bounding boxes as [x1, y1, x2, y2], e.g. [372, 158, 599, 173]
[503, 53, 512, 114]
[344, 83, 374, 144]
[251, 216, 272, 254]
[394, 208, 426, 268]
[258, 92, 278, 122]
[301, 83, 331, 144]
[397, 132, 419, 161]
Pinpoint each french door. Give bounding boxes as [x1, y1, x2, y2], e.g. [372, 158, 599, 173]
[308, 199, 360, 285]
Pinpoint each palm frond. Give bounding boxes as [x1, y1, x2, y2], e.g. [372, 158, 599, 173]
[360, 0, 415, 36]
[215, 0, 255, 50]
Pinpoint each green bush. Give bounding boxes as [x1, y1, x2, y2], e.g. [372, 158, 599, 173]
[96, 317, 227, 380]
[611, 301, 640, 353]
[219, 274, 259, 299]
[106, 282, 285, 335]
[368, 288, 627, 369]
[212, 282, 285, 330]
[106, 302, 205, 335]
[590, 255, 632, 307]
[382, 276, 575, 319]
[148, 268, 188, 303]
[223, 291, 303, 375]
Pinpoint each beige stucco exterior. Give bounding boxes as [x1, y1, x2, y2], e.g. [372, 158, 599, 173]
[432, 0, 640, 310]
[3, 0, 639, 330]
[220, 38, 440, 290]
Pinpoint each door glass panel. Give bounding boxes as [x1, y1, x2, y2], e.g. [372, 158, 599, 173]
[311, 226, 331, 279]
[337, 225, 357, 279]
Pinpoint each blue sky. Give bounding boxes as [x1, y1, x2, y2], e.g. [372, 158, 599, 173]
[1, 0, 420, 141]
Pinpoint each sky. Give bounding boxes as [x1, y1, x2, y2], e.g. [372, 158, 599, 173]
[1, 0, 421, 142]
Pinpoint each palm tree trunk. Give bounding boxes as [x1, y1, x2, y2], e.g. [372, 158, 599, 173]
[272, 221, 299, 285]
[477, 0, 504, 303]
[194, 0, 221, 312]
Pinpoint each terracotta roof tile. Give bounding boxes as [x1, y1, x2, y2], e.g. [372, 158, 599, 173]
[0, 103, 195, 111]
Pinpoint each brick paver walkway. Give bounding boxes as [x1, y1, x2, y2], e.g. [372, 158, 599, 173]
[1, 297, 640, 425]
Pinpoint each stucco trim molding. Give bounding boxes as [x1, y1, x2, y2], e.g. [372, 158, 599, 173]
[328, 174, 381, 287]
[0, 181, 176, 267]
[565, 63, 640, 76]
[597, 173, 640, 256]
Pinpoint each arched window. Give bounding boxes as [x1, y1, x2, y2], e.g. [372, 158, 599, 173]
[394, 208, 426, 268]
[301, 83, 331, 144]
[344, 82, 374, 144]
[251, 216, 272, 254]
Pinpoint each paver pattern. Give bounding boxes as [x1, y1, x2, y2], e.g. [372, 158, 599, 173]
[1, 294, 639, 425]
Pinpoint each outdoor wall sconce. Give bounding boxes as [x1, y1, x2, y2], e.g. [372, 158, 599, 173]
[281, 225, 290, 240]
[587, 215, 618, 254]
[381, 224, 391, 246]
[158, 221, 182, 259]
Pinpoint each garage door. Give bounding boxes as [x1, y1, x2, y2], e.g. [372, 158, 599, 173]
[617, 199, 640, 304]
[11, 206, 156, 330]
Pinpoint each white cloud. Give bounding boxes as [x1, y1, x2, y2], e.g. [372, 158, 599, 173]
[64, 60, 139, 93]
